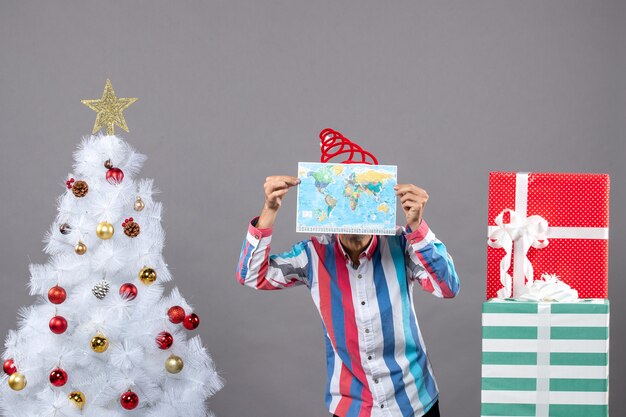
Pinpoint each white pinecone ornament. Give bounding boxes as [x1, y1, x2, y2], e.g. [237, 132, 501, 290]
[92, 279, 110, 299]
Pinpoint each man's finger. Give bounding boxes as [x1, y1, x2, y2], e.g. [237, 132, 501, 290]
[402, 200, 423, 209]
[402, 198, 422, 206]
[266, 175, 300, 186]
[265, 179, 299, 194]
[265, 180, 290, 191]
[269, 188, 290, 199]
[400, 193, 425, 204]
[397, 189, 428, 202]
[395, 184, 426, 196]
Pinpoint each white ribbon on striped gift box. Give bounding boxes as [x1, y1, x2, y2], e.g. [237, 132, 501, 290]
[536, 303, 551, 417]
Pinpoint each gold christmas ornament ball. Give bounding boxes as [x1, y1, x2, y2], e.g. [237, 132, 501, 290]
[75, 241, 87, 255]
[134, 196, 145, 211]
[91, 333, 109, 353]
[139, 266, 157, 285]
[8, 372, 27, 391]
[96, 221, 114, 240]
[68, 391, 86, 409]
[165, 354, 184, 374]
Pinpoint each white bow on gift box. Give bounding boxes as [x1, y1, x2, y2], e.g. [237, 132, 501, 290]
[516, 273, 579, 302]
[488, 209, 549, 299]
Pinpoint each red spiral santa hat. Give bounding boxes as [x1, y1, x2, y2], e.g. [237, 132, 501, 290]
[319, 128, 378, 165]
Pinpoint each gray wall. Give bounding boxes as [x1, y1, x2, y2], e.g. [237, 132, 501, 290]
[1, 1, 624, 416]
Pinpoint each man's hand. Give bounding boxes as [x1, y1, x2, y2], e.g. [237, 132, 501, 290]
[257, 175, 300, 229]
[394, 183, 428, 231]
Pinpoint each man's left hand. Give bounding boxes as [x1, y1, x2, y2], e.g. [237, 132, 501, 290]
[394, 183, 428, 231]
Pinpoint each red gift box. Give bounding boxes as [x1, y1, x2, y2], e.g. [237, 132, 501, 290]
[486, 172, 609, 300]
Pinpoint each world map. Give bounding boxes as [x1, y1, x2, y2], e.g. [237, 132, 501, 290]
[296, 162, 397, 235]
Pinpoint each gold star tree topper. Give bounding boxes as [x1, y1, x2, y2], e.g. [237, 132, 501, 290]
[81, 79, 138, 135]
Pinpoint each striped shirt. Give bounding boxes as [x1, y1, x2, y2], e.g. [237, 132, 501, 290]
[236, 217, 460, 417]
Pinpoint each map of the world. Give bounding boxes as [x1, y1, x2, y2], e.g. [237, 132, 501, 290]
[296, 162, 397, 235]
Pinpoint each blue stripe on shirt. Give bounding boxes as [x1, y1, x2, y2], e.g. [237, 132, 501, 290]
[389, 236, 433, 409]
[372, 248, 414, 416]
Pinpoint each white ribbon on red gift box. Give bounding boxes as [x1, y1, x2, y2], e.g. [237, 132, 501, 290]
[487, 172, 609, 299]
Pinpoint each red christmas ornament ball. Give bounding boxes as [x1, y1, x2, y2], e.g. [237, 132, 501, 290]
[3, 359, 16, 375]
[48, 285, 67, 304]
[167, 306, 185, 324]
[49, 367, 68, 387]
[49, 316, 68, 334]
[119, 283, 138, 301]
[106, 168, 125, 185]
[183, 313, 200, 330]
[155, 332, 173, 350]
[120, 390, 139, 410]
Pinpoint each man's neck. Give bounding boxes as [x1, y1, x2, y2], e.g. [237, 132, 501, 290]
[338, 234, 373, 266]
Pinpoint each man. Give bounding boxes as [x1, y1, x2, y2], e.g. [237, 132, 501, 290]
[236, 173, 460, 417]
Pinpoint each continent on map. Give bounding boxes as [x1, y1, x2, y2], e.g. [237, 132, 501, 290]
[316, 194, 338, 222]
[355, 169, 394, 196]
[343, 169, 394, 211]
[343, 178, 361, 210]
[309, 165, 335, 193]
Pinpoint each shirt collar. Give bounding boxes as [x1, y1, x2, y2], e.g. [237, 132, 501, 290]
[335, 235, 379, 262]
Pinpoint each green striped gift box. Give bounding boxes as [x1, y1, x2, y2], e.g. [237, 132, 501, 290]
[481, 299, 609, 417]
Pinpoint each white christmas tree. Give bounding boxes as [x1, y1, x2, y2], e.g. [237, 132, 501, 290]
[0, 81, 222, 417]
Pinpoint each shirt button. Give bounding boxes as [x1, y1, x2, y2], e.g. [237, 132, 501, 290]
[361, 301, 365, 306]
[365, 328, 370, 333]
[374, 378, 379, 384]
[367, 355, 372, 360]
[380, 404, 385, 409]
[358, 274, 362, 279]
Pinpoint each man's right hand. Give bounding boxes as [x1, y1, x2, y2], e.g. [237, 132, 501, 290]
[256, 175, 300, 229]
